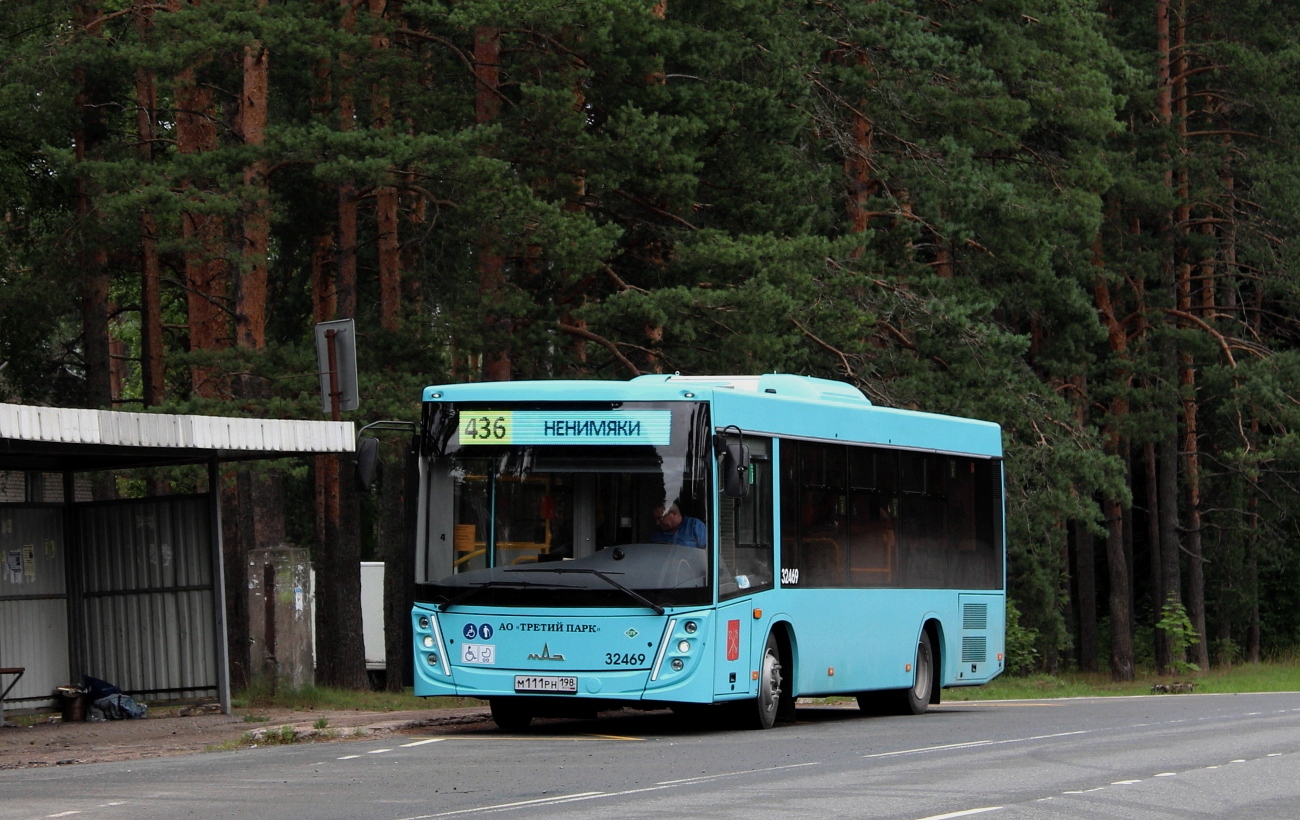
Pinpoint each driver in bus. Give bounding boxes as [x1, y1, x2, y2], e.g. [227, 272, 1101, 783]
[649, 502, 707, 548]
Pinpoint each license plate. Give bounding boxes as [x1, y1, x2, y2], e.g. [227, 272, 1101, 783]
[514, 675, 578, 694]
[461, 644, 495, 665]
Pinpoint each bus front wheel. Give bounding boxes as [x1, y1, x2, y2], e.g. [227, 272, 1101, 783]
[490, 697, 533, 732]
[751, 632, 784, 730]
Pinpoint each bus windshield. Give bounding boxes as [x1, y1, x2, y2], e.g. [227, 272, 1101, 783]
[420, 401, 712, 608]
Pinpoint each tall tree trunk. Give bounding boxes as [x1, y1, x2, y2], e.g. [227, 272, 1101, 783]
[1246, 417, 1260, 664]
[175, 53, 229, 399]
[75, 3, 112, 409]
[1093, 241, 1134, 679]
[475, 26, 511, 381]
[1104, 487, 1133, 681]
[311, 27, 336, 327]
[336, 0, 358, 321]
[1158, 420, 1183, 668]
[379, 442, 407, 692]
[371, 0, 402, 331]
[844, 54, 875, 258]
[1121, 439, 1135, 643]
[1147, 441, 1170, 673]
[1074, 517, 1097, 672]
[311, 234, 336, 323]
[237, 11, 270, 352]
[1171, 0, 1209, 670]
[136, 1, 164, 406]
[314, 0, 367, 690]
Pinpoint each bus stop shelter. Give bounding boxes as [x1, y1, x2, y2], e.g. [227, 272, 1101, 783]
[0, 404, 353, 721]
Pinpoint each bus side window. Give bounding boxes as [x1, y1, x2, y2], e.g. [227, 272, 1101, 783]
[797, 442, 847, 588]
[847, 448, 898, 587]
[900, 454, 948, 587]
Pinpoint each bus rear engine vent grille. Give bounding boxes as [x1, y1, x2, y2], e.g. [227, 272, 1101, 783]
[961, 636, 988, 664]
[962, 603, 988, 631]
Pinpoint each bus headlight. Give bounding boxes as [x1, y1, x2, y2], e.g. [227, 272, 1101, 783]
[678, 640, 691, 653]
[423, 635, 435, 648]
[684, 621, 697, 634]
[671, 658, 684, 671]
[427, 653, 439, 667]
[418, 616, 430, 630]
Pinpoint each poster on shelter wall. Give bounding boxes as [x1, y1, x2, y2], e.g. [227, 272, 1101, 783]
[22, 544, 35, 579]
[5, 548, 21, 584]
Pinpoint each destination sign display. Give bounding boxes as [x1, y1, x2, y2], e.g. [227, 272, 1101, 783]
[457, 410, 672, 446]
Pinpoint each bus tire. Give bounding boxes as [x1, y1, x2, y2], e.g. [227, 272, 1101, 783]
[857, 630, 934, 716]
[901, 630, 934, 715]
[751, 632, 784, 730]
[490, 697, 533, 732]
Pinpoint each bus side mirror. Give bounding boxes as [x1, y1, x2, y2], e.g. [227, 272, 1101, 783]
[356, 437, 380, 491]
[720, 441, 751, 499]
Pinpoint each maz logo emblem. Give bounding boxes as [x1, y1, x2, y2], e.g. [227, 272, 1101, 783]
[527, 643, 566, 661]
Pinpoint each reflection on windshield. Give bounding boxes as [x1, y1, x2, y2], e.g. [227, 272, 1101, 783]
[424, 402, 712, 608]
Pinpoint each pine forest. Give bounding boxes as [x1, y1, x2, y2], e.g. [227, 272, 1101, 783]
[3, 0, 1300, 688]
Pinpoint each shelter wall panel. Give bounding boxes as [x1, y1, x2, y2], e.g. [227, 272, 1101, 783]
[0, 507, 66, 706]
[77, 497, 217, 699]
[0, 599, 68, 706]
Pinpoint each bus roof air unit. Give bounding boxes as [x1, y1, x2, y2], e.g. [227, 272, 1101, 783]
[630, 373, 871, 405]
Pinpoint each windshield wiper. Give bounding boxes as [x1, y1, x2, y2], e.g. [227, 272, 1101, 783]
[437, 580, 564, 611]
[507, 567, 665, 615]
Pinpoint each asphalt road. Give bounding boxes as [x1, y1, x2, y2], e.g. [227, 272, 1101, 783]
[3, 692, 1300, 820]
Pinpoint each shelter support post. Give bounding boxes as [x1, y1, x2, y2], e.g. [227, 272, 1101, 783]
[62, 471, 85, 686]
[209, 458, 232, 715]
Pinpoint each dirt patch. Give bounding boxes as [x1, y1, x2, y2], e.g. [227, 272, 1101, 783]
[0, 705, 492, 770]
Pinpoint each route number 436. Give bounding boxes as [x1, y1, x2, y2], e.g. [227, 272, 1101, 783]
[463, 415, 508, 441]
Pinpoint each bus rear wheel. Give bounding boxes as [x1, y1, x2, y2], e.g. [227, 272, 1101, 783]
[856, 630, 934, 716]
[751, 632, 784, 730]
[898, 630, 934, 715]
[490, 697, 533, 732]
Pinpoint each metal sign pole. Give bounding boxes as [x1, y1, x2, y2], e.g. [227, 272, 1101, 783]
[326, 329, 342, 423]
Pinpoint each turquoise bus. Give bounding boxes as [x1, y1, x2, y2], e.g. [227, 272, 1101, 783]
[411, 374, 1005, 730]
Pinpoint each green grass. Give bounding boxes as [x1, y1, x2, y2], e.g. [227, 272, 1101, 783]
[947, 658, 1300, 701]
[231, 680, 477, 713]
[227, 660, 1300, 718]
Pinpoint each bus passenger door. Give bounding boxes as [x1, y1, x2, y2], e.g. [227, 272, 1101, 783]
[714, 435, 774, 697]
[715, 600, 752, 696]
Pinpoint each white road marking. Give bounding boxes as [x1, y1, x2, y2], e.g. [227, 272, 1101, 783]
[337, 755, 360, 760]
[369, 749, 392, 754]
[47, 813, 81, 818]
[863, 741, 992, 758]
[1268, 753, 1282, 757]
[1231, 759, 1246, 763]
[402, 739, 446, 747]
[1154, 772, 1177, 777]
[863, 730, 1088, 760]
[1112, 780, 1142, 785]
[656, 761, 821, 785]
[1062, 791, 1085, 795]
[1205, 766, 1219, 769]
[909, 808, 1002, 820]
[391, 761, 825, 819]
[394, 792, 604, 820]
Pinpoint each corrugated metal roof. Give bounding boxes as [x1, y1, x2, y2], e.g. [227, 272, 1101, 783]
[0, 404, 354, 455]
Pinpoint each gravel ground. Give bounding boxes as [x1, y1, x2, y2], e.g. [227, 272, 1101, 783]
[0, 704, 493, 769]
